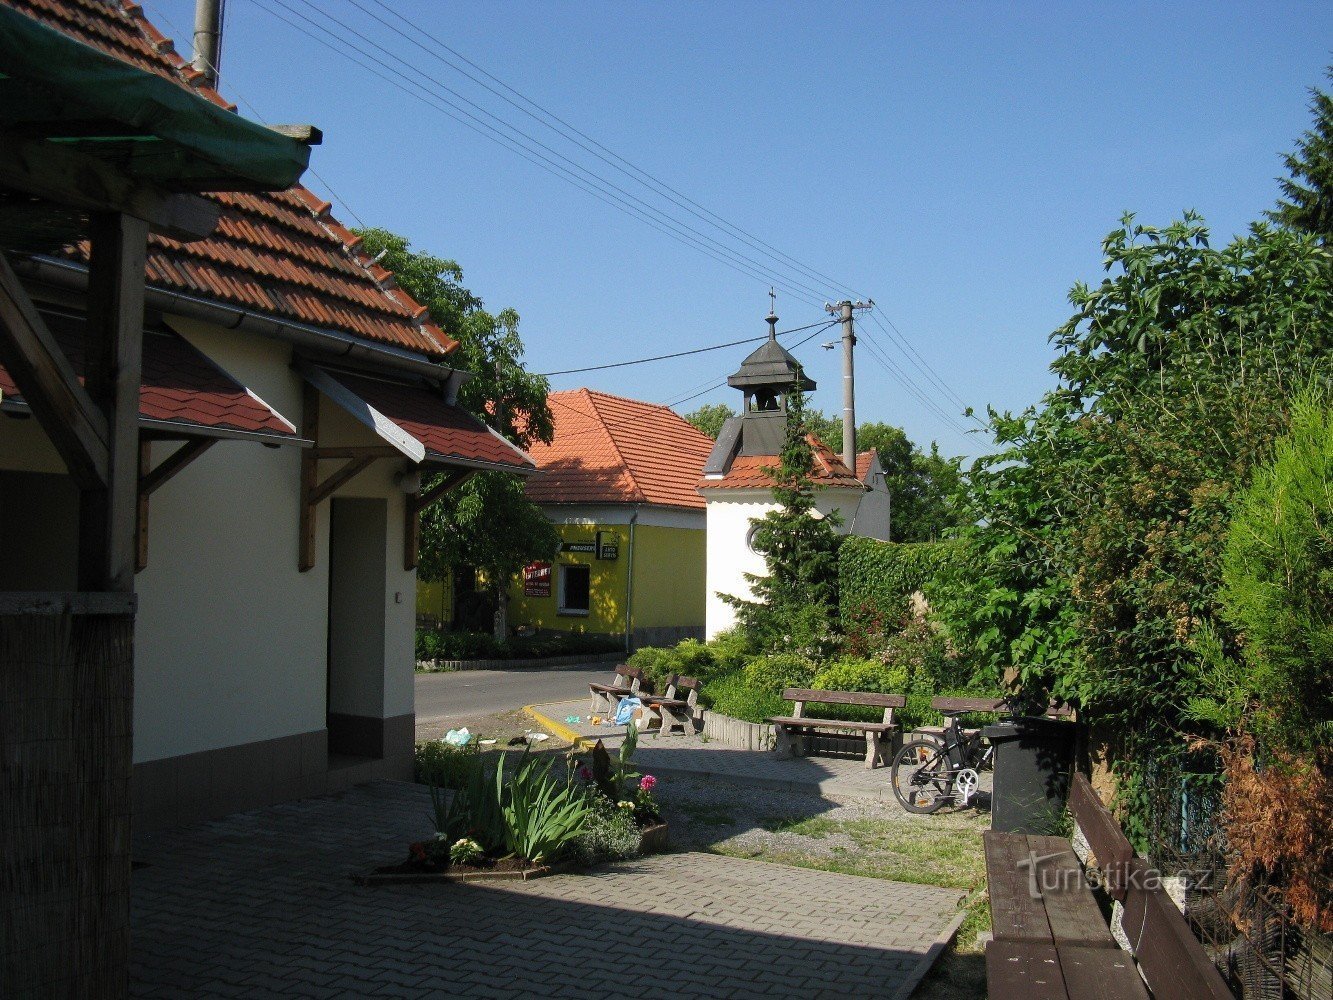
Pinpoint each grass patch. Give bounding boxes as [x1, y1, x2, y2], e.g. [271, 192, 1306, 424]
[716, 814, 986, 890]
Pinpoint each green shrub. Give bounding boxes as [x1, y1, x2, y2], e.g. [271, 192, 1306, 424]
[708, 628, 755, 672]
[812, 656, 909, 695]
[742, 653, 816, 694]
[838, 537, 967, 632]
[569, 794, 641, 866]
[414, 739, 481, 789]
[626, 645, 678, 692]
[703, 670, 789, 724]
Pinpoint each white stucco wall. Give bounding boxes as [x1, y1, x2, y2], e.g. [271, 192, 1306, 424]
[703, 485, 865, 639]
[0, 311, 419, 764]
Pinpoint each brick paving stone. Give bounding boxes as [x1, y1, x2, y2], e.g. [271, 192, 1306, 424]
[130, 781, 961, 998]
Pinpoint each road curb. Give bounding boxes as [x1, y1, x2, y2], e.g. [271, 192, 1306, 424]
[522, 702, 598, 749]
[889, 895, 973, 1000]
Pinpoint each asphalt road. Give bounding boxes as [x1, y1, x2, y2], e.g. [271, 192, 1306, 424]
[414, 666, 610, 724]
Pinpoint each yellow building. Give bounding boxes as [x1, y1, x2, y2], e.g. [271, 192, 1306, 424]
[507, 389, 715, 648]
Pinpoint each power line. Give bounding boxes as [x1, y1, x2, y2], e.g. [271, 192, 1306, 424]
[864, 308, 975, 416]
[255, 0, 839, 307]
[354, 0, 873, 305]
[535, 319, 833, 376]
[660, 323, 836, 408]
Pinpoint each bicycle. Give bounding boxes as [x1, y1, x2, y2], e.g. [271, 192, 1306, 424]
[890, 712, 995, 814]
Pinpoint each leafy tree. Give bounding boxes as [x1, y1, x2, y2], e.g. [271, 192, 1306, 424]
[937, 213, 1333, 735]
[721, 380, 843, 656]
[355, 228, 558, 640]
[1269, 67, 1333, 241]
[683, 402, 734, 439]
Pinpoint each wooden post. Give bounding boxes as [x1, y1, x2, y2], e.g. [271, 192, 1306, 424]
[80, 212, 148, 593]
[403, 470, 471, 571]
[136, 439, 151, 572]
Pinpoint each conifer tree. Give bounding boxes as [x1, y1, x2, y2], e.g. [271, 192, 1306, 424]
[721, 377, 842, 654]
[1269, 67, 1333, 241]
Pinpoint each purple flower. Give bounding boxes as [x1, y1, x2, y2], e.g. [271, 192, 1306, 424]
[578, 765, 593, 782]
[639, 775, 657, 792]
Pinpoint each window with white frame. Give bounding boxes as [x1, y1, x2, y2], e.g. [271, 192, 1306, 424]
[557, 563, 591, 616]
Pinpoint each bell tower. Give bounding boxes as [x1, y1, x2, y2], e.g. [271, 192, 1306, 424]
[724, 297, 816, 457]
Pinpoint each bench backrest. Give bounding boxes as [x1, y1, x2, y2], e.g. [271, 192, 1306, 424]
[782, 688, 906, 725]
[1068, 773, 1134, 900]
[1121, 859, 1233, 999]
[611, 665, 643, 691]
[665, 674, 701, 707]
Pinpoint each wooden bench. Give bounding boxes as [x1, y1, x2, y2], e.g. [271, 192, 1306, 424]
[587, 665, 645, 715]
[984, 771, 1232, 1000]
[637, 674, 702, 737]
[767, 689, 905, 769]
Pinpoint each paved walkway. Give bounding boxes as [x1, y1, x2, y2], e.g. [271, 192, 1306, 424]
[529, 699, 994, 804]
[131, 782, 964, 998]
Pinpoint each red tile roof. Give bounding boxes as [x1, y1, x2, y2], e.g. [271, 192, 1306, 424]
[3, 0, 456, 360]
[855, 450, 874, 481]
[697, 434, 866, 491]
[328, 371, 534, 472]
[0, 311, 297, 439]
[523, 389, 715, 509]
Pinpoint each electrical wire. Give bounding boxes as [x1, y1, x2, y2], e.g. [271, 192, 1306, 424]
[660, 322, 836, 408]
[535, 319, 833, 376]
[256, 0, 839, 307]
[354, 0, 874, 305]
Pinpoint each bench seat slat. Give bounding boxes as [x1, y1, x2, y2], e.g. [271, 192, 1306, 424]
[767, 716, 896, 733]
[985, 942, 1067, 1000]
[1023, 834, 1117, 949]
[984, 831, 1056, 945]
[1056, 945, 1149, 1000]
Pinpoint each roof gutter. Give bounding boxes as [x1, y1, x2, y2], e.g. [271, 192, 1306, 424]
[11, 254, 466, 391]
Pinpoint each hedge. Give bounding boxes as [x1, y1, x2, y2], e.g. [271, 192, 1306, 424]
[838, 537, 967, 626]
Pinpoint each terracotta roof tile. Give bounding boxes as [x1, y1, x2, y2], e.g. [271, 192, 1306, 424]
[0, 312, 297, 438]
[3, 0, 457, 360]
[329, 371, 534, 472]
[855, 450, 874, 481]
[523, 389, 715, 509]
[697, 434, 866, 491]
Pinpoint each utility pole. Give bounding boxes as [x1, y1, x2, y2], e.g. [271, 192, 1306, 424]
[193, 0, 225, 88]
[825, 299, 873, 472]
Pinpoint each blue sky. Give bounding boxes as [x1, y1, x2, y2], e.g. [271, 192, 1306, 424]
[150, 0, 1332, 461]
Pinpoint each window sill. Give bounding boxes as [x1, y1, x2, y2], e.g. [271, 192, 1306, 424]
[557, 609, 590, 617]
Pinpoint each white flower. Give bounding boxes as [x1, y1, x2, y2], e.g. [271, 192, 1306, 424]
[617, 800, 635, 810]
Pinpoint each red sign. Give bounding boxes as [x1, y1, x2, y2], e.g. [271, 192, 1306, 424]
[523, 561, 551, 597]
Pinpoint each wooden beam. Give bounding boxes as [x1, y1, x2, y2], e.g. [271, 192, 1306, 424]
[79, 211, 147, 593]
[135, 437, 217, 572]
[403, 470, 472, 571]
[298, 383, 319, 572]
[139, 437, 216, 497]
[310, 456, 375, 507]
[0, 252, 109, 489]
[266, 124, 323, 145]
[136, 439, 150, 573]
[0, 134, 221, 242]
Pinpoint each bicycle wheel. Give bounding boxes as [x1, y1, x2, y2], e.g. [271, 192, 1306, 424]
[891, 739, 952, 814]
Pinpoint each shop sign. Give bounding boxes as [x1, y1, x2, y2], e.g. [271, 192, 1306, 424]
[560, 541, 596, 554]
[523, 561, 551, 597]
[596, 530, 619, 560]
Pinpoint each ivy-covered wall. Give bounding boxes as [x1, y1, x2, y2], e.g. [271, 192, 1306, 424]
[837, 537, 966, 625]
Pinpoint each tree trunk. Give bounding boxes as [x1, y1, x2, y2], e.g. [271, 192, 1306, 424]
[493, 585, 508, 644]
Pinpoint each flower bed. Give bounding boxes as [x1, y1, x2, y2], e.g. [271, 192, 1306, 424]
[365, 726, 665, 885]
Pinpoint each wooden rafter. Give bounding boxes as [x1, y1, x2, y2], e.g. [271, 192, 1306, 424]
[403, 469, 473, 571]
[0, 250, 108, 489]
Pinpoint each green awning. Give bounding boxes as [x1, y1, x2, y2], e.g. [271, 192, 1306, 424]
[0, 5, 311, 192]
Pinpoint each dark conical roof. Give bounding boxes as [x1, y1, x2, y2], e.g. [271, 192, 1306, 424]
[726, 311, 816, 392]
